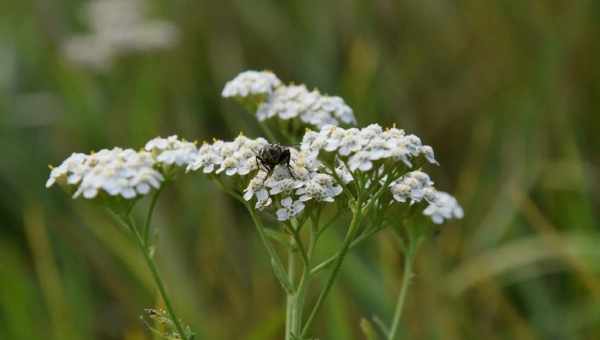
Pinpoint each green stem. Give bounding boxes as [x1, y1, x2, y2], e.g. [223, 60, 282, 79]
[292, 219, 314, 338]
[290, 227, 309, 269]
[310, 222, 386, 276]
[387, 237, 418, 340]
[117, 213, 189, 340]
[143, 187, 163, 246]
[285, 242, 296, 340]
[293, 267, 309, 337]
[300, 209, 360, 337]
[244, 203, 293, 292]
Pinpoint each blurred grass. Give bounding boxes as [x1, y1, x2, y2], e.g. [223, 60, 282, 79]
[1, 0, 599, 339]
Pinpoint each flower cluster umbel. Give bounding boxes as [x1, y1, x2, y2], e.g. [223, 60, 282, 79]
[222, 70, 356, 129]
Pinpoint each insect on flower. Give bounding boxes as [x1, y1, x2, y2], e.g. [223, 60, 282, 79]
[256, 143, 297, 180]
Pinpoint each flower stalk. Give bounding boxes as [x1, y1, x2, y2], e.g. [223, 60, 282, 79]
[387, 234, 419, 340]
[108, 196, 191, 340]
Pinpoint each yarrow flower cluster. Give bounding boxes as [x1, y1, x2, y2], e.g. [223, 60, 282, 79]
[46, 148, 163, 199]
[242, 149, 343, 220]
[47, 125, 461, 225]
[145, 135, 197, 167]
[222, 70, 282, 99]
[63, 0, 179, 70]
[388, 170, 463, 224]
[187, 135, 268, 176]
[301, 124, 438, 172]
[389, 170, 436, 204]
[423, 191, 464, 224]
[297, 124, 463, 224]
[183, 134, 343, 221]
[256, 85, 356, 128]
[222, 71, 356, 129]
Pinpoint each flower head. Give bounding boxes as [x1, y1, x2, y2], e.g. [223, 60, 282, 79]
[423, 191, 464, 224]
[145, 135, 197, 167]
[256, 85, 356, 129]
[46, 153, 89, 188]
[187, 135, 268, 176]
[223, 71, 356, 129]
[276, 197, 305, 221]
[301, 124, 438, 174]
[389, 170, 436, 205]
[47, 148, 164, 200]
[222, 70, 282, 99]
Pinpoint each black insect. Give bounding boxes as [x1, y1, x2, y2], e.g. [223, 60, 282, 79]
[256, 143, 296, 179]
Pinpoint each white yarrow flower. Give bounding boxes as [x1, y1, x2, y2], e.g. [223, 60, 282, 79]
[145, 135, 197, 167]
[223, 70, 356, 129]
[187, 135, 268, 176]
[423, 191, 464, 224]
[276, 197, 306, 221]
[301, 124, 438, 174]
[222, 70, 282, 99]
[47, 148, 164, 200]
[46, 153, 89, 188]
[240, 147, 343, 218]
[389, 170, 435, 204]
[256, 85, 355, 129]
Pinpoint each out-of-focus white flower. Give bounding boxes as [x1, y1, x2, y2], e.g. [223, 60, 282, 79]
[256, 85, 356, 129]
[222, 71, 282, 99]
[62, 0, 179, 70]
[423, 191, 464, 224]
[301, 124, 438, 174]
[62, 36, 115, 70]
[187, 135, 269, 176]
[389, 170, 435, 204]
[222, 71, 356, 129]
[276, 197, 305, 221]
[145, 135, 197, 167]
[47, 148, 164, 200]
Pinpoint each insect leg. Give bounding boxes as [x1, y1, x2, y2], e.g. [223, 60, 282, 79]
[286, 164, 297, 179]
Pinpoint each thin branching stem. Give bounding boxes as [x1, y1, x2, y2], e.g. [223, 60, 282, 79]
[244, 203, 292, 292]
[110, 210, 189, 340]
[310, 222, 387, 276]
[143, 186, 163, 246]
[300, 202, 361, 337]
[387, 233, 420, 340]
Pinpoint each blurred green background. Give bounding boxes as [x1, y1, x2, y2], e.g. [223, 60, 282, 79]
[1, 0, 600, 339]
